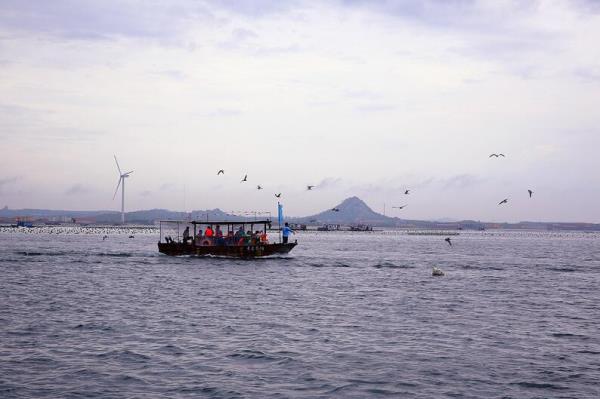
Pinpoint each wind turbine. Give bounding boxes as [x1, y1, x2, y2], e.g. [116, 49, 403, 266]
[112, 155, 133, 224]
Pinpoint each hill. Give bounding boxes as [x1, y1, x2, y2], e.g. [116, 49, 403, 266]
[290, 196, 400, 226]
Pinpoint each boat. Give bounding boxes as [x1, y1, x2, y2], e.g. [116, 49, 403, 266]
[349, 224, 373, 232]
[158, 219, 297, 258]
[317, 223, 341, 231]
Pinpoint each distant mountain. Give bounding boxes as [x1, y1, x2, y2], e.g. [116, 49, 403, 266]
[291, 196, 401, 226]
[0, 208, 117, 218]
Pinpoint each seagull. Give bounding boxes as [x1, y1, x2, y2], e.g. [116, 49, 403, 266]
[392, 205, 407, 209]
[445, 237, 452, 246]
[432, 266, 445, 276]
[528, 189, 533, 198]
[307, 185, 315, 190]
[404, 190, 410, 195]
[489, 153, 506, 158]
[241, 174, 247, 182]
[257, 185, 263, 190]
[275, 193, 281, 198]
[217, 169, 224, 175]
[331, 208, 340, 212]
[498, 198, 508, 205]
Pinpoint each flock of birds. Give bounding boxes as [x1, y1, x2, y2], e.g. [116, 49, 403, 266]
[217, 170, 328, 210]
[217, 153, 535, 234]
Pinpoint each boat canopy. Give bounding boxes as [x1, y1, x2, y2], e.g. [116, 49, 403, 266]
[159, 219, 271, 225]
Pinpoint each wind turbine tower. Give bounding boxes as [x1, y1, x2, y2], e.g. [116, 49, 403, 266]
[112, 155, 133, 224]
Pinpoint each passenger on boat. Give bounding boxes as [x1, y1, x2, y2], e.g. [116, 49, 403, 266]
[182, 226, 191, 244]
[213, 225, 224, 245]
[205, 226, 214, 238]
[260, 231, 268, 244]
[225, 230, 234, 245]
[234, 226, 244, 239]
[282, 222, 294, 244]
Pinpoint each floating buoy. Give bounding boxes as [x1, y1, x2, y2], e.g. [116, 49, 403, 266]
[432, 267, 445, 276]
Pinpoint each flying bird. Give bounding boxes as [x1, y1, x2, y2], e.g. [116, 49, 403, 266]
[392, 205, 407, 209]
[444, 237, 452, 246]
[528, 189, 533, 198]
[331, 208, 340, 212]
[404, 190, 410, 195]
[498, 198, 508, 205]
[489, 153, 506, 158]
[241, 174, 248, 182]
[217, 169, 224, 175]
[257, 185, 263, 190]
[275, 193, 281, 198]
[307, 185, 315, 190]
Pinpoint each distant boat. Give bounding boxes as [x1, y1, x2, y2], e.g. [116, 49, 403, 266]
[349, 224, 373, 232]
[317, 224, 341, 232]
[158, 219, 296, 258]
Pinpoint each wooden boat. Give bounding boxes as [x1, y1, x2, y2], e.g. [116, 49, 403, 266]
[158, 219, 297, 258]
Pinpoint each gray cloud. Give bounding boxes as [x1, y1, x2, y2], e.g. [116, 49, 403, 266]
[573, 66, 600, 82]
[316, 177, 343, 189]
[65, 184, 89, 196]
[440, 174, 485, 190]
[0, 176, 19, 193]
[0, 0, 212, 41]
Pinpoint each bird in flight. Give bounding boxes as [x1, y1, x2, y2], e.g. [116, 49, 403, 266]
[331, 208, 340, 212]
[241, 174, 248, 182]
[257, 185, 263, 190]
[404, 190, 410, 195]
[392, 205, 407, 209]
[528, 189, 533, 198]
[275, 193, 282, 198]
[307, 185, 315, 190]
[498, 198, 508, 205]
[445, 237, 452, 246]
[489, 153, 505, 158]
[217, 169, 224, 175]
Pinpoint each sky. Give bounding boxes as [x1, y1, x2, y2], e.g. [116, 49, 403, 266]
[1, 0, 599, 222]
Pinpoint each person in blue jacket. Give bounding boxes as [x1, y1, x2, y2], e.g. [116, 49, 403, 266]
[282, 222, 294, 244]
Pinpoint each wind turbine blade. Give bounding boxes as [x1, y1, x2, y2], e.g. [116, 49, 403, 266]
[123, 170, 134, 176]
[114, 155, 122, 175]
[112, 177, 122, 200]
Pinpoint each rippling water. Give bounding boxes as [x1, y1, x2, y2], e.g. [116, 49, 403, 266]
[1, 227, 599, 398]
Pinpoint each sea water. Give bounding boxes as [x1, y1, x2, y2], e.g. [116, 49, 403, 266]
[1, 228, 599, 398]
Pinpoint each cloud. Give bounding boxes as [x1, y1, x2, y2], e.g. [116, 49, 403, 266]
[0, 176, 19, 193]
[64, 183, 90, 195]
[440, 174, 485, 190]
[316, 177, 343, 189]
[573, 66, 600, 82]
[355, 104, 396, 112]
[204, 108, 243, 117]
[0, 0, 212, 42]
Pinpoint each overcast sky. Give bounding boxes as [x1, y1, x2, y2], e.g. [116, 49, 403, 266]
[1, 0, 599, 222]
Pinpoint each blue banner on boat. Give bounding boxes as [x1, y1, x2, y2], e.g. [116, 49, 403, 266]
[278, 202, 283, 226]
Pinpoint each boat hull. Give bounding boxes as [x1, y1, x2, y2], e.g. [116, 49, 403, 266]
[158, 242, 297, 258]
